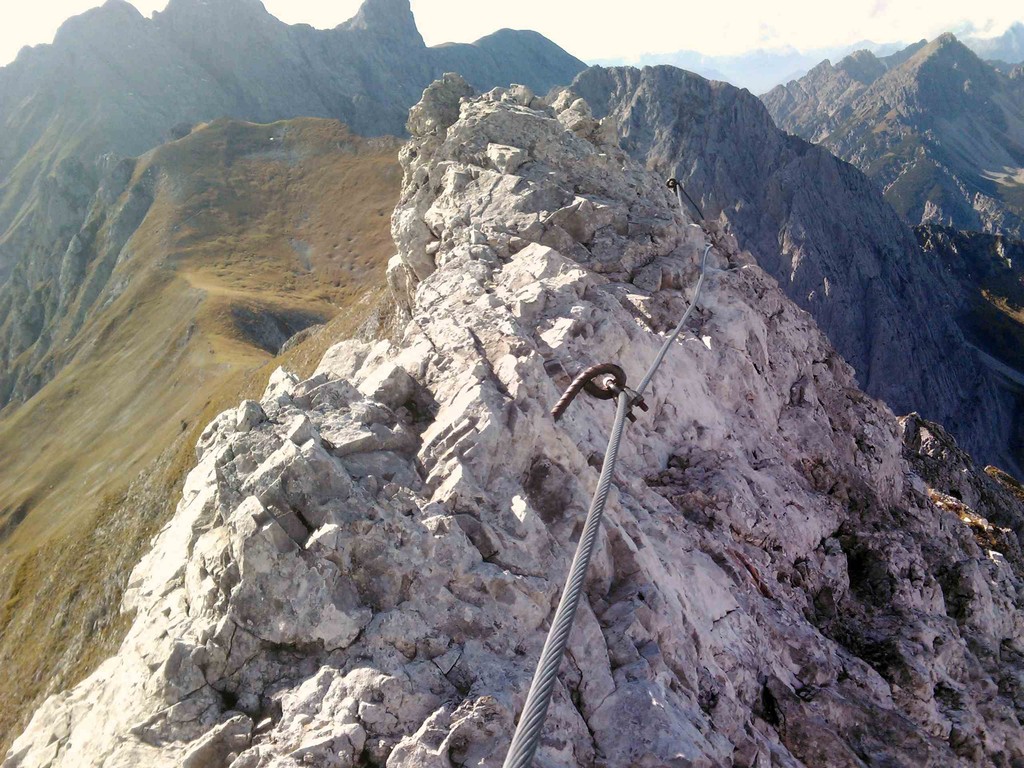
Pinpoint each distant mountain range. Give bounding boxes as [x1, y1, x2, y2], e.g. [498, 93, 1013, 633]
[594, 22, 1024, 94]
[969, 20, 1024, 64]
[0, 0, 585, 410]
[762, 34, 1024, 237]
[592, 40, 909, 94]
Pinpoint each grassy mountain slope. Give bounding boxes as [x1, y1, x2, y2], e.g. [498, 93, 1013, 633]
[0, 117, 400, 751]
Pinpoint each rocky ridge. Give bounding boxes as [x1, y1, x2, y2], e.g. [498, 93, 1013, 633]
[758, 42, 927, 143]
[568, 64, 1019, 472]
[8, 79, 1024, 767]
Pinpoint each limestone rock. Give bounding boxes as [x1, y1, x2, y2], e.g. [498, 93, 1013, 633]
[406, 73, 475, 138]
[235, 400, 267, 434]
[485, 143, 527, 175]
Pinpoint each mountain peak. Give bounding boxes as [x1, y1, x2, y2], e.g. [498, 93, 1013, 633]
[159, 0, 271, 20]
[918, 31, 979, 63]
[340, 0, 424, 46]
[96, 0, 141, 16]
[53, 0, 144, 46]
[836, 48, 886, 84]
[910, 31, 998, 87]
[765, 24, 1024, 245]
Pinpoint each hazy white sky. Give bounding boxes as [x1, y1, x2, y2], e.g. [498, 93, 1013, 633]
[0, 0, 1021, 66]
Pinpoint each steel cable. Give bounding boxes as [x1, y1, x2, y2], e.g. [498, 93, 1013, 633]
[502, 391, 630, 768]
[502, 185, 711, 767]
[635, 182, 713, 398]
[633, 238, 712, 399]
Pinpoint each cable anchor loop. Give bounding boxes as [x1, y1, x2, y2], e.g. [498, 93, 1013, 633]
[551, 363, 648, 423]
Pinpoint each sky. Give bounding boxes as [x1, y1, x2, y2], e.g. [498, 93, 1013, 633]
[0, 0, 1021, 67]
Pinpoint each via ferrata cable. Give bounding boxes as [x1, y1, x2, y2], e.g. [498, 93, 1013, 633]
[502, 180, 712, 768]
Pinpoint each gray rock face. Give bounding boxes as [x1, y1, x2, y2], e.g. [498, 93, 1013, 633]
[763, 34, 1024, 237]
[8, 80, 1024, 768]
[0, 154, 151, 406]
[914, 225, 1024, 315]
[911, 225, 1024, 439]
[566, 64, 1019, 472]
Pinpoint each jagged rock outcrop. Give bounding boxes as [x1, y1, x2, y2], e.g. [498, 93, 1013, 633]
[566, 64, 1019, 472]
[902, 412, 1024, 550]
[9, 79, 1024, 768]
[763, 34, 1024, 237]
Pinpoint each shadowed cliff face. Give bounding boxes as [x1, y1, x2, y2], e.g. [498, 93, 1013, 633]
[913, 225, 1024, 457]
[8, 78, 1024, 768]
[763, 35, 1024, 237]
[567, 64, 1020, 472]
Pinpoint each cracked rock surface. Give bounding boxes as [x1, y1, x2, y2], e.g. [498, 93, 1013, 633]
[8, 79, 1024, 767]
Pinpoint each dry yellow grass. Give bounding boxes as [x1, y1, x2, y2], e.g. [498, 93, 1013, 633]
[0, 118, 401, 751]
